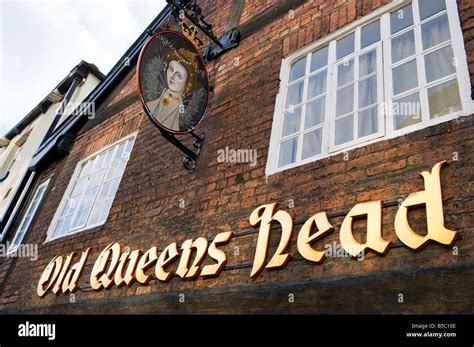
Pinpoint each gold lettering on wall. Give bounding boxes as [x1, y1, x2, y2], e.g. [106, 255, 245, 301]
[61, 248, 91, 293]
[297, 212, 334, 263]
[37, 256, 64, 297]
[90, 243, 121, 290]
[114, 249, 141, 287]
[340, 200, 391, 257]
[201, 231, 233, 277]
[135, 247, 158, 284]
[249, 203, 294, 279]
[155, 243, 179, 282]
[395, 160, 457, 249]
[36, 162, 458, 297]
[176, 238, 208, 279]
[52, 253, 73, 294]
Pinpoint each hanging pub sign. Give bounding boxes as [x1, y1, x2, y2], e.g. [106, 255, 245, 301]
[137, 30, 209, 134]
[135, 0, 240, 170]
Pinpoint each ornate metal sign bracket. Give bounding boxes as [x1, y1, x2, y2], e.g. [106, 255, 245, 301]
[159, 128, 205, 170]
[166, 0, 241, 61]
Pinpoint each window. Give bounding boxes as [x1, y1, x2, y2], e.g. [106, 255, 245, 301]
[47, 135, 136, 241]
[8, 179, 50, 253]
[267, 0, 472, 175]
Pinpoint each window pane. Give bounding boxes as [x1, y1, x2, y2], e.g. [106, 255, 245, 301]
[105, 159, 126, 181]
[307, 70, 327, 99]
[310, 46, 328, 72]
[71, 176, 88, 197]
[358, 107, 378, 137]
[19, 214, 32, 232]
[421, 14, 450, 50]
[289, 57, 306, 82]
[305, 97, 325, 128]
[393, 92, 422, 130]
[428, 79, 461, 119]
[10, 231, 25, 248]
[359, 76, 377, 108]
[419, 0, 446, 20]
[282, 107, 302, 137]
[424, 45, 455, 83]
[336, 32, 355, 59]
[338, 59, 354, 87]
[84, 187, 99, 211]
[336, 85, 354, 117]
[279, 137, 298, 167]
[302, 128, 322, 159]
[63, 198, 77, 215]
[71, 187, 98, 229]
[54, 218, 64, 237]
[89, 199, 113, 226]
[98, 180, 112, 202]
[102, 149, 114, 167]
[25, 200, 39, 218]
[90, 199, 114, 226]
[361, 20, 380, 48]
[88, 169, 105, 188]
[109, 178, 121, 199]
[392, 59, 418, 95]
[71, 208, 87, 229]
[390, 4, 413, 34]
[124, 140, 134, 155]
[93, 152, 108, 171]
[105, 161, 119, 181]
[88, 202, 104, 227]
[98, 177, 121, 201]
[55, 215, 72, 237]
[359, 50, 377, 77]
[36, 185, 47, 197]
[79, 160, 93, 178]
[391, 30, 415, 63]
[335, 115, 354, 145]
[114, 142, 127, 161]
[104, 159, 125, 182]
[286, 81, 304, 108]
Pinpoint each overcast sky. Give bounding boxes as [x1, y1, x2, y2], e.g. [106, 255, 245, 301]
[0, 0, 167, 136]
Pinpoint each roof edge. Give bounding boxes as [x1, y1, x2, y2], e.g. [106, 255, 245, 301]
[4, 61, 106, 140]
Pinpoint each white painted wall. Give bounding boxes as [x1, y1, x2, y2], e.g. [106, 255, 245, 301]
[0, 73, 101, 222]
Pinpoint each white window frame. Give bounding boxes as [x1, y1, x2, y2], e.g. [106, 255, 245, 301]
[266, 0, 473, 176]
[45, 132, 137, 242]
[8, 179, 50, 254]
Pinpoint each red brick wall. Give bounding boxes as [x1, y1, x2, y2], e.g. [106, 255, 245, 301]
[0, 0, 473, 313]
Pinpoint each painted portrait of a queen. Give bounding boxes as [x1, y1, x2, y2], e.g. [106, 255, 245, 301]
[138, 32, 208, 133]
